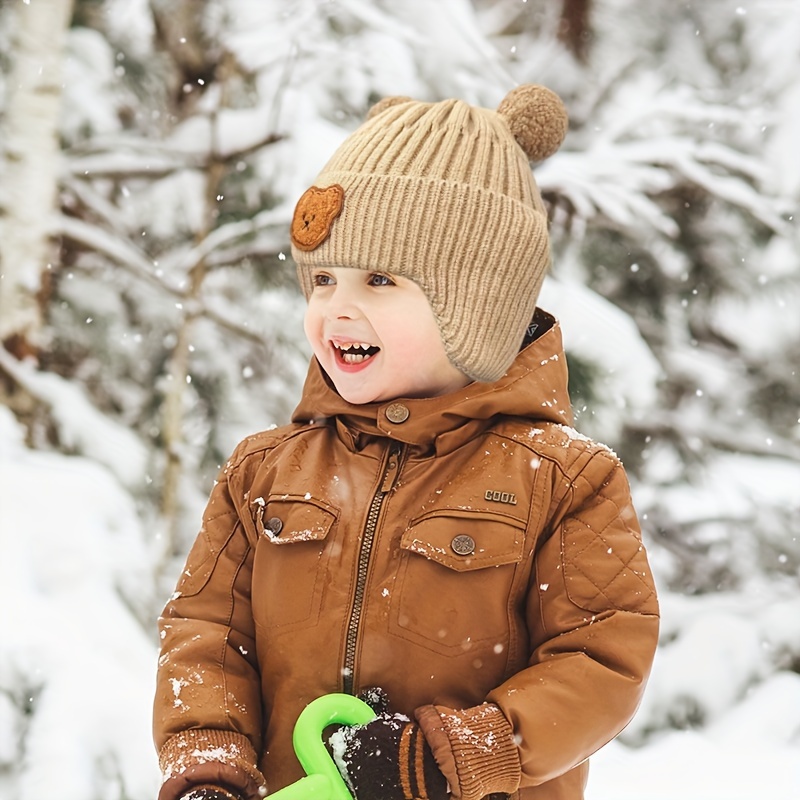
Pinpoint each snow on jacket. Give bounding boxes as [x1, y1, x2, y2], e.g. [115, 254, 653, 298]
[153, 309, 659, 800]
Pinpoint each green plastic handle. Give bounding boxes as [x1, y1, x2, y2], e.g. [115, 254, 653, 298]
[269, 693, 376, 800]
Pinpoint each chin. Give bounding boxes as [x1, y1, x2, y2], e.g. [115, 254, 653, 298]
[334, 384, 378, 405]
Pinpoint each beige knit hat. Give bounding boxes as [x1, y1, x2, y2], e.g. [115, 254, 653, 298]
[291, 84, 568, 382]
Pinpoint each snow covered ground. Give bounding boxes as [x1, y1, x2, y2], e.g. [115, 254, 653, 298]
[592, 729, 800, 800]
[0, 407, 159, 800]
[1, 404, 798, 799]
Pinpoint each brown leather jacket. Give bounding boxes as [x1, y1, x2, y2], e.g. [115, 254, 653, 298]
[153, 310, 659, 800]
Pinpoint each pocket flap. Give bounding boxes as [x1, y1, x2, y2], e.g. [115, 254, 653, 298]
[252, 495, 336, 545]
[400, 510, 525, 571]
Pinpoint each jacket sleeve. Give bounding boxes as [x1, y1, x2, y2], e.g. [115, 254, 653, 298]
[153, 444, 267, 800]
[417, 448, 659, 797]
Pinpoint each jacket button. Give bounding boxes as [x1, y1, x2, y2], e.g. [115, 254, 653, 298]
[265, 517, 283, 535]
[385, 403, 410, 424]
[451, 534, 475, 556]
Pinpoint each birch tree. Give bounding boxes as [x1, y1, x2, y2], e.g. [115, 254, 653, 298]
[0, 0, 75, 359]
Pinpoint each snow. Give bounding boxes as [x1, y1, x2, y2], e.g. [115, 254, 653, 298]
[591, 723, 800, 800]
[62, 27, 121, 141]
[708, 282, 800, 360]
[538, 276, 663, 439]
[0, 407, 159, 800]
[2, 0, 799, 798]
[0, 349, 148, 490]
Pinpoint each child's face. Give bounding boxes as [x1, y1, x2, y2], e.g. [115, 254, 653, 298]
[304, 267, 470, 404]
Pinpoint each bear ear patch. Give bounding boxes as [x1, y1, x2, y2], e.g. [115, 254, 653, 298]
[290, 184, 345, 251]
[497, 84, 568, 163]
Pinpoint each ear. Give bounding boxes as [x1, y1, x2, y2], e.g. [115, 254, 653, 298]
[496, 84, 568, 162]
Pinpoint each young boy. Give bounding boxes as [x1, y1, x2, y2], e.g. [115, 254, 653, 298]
[153, 85, 659, 800]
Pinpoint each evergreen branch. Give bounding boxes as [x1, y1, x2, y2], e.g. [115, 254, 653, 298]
[64, 132, 284, 180]
[156, 205, 290, 274]
[56, 214, 271, 347]
[627, 412, 800, 462]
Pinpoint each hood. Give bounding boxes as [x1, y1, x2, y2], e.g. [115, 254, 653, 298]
[291, 309, 573, 456]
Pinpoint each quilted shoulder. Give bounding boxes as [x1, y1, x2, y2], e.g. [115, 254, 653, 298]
[559, 448, 658, 616]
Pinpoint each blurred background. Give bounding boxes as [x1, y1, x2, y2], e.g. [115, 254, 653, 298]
[0, 1, 798, 798]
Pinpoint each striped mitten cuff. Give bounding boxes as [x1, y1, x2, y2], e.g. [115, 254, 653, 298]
[329, 712, 448, 800]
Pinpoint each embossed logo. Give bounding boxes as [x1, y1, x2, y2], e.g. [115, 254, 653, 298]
[485, 489, 517, 505]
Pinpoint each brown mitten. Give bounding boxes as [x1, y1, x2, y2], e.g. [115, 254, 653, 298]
[329, 712, 448, 800]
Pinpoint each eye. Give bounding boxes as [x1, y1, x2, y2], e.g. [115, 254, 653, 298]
[367, 272, 395, 287]
[311, 272, 335, 287]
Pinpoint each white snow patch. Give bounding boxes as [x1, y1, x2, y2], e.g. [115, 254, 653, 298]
[539, 276, 662, 439]
[0, 350, 148, 489]
[0, 406, 159, 800]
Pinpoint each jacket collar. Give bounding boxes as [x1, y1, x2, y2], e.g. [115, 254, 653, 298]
[291, 309, 573, 456]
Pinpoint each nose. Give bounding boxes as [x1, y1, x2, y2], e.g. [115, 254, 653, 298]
[324, 281, 361, 321]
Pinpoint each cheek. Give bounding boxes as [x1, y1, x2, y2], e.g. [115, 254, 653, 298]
[383, 317, 433, 368]
[303, 305, 324, 352]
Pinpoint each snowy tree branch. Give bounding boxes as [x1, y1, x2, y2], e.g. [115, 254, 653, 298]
[56, 214, 272, 347]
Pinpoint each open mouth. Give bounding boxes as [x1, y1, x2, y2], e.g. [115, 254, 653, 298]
[333, 342, 381, 365]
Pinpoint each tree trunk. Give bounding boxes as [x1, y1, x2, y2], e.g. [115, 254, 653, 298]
[157, 51, 238, 575]
[0, 0, 75, 360]
[558, 0, 592, 62]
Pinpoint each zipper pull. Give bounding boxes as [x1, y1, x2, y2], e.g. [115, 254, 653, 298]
[381, 444, 403, 492]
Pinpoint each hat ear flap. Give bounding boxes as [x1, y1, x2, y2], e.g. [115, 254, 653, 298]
[497, 84, 568, 162]
[366, 95, 413, 120]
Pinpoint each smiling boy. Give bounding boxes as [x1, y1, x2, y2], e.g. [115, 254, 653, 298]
[153, 85, 659, 800]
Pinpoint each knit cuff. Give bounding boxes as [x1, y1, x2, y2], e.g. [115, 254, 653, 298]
[415, 704, 521, 800]
[158, 729, 267, 800]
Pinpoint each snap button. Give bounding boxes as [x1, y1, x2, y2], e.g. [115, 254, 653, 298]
[265, 517, 283, 535]
[451, 534, 476, 556]
[385, 403, 410, 424]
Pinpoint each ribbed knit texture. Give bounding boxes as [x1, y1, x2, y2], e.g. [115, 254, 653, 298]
[292, 93, 560, 383]
[416, 703, 521, 800]
[158, 729, 266, 800]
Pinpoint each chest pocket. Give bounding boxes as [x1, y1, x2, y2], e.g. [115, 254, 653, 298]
[390, 510, 526, 656]
[251, 495, 338, 631]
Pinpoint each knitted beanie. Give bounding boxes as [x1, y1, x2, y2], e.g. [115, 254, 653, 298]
[290, 84, 568, 382]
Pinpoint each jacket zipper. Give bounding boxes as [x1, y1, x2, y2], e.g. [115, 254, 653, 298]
[342, 442, 403, 695]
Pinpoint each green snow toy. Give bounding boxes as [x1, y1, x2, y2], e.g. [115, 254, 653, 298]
[269, 693, 376, 800]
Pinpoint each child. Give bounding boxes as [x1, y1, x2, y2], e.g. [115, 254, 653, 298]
[153, 85, 659, 800]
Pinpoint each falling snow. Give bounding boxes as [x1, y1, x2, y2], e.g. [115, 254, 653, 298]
[1, 2, 798, 799]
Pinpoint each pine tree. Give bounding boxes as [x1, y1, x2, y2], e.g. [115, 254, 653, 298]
[479, 0, 800, 593]
[1, 1, 798, 794]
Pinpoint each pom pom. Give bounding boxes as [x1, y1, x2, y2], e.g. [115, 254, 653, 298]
[366, 95, 413, 121]
[497, 84, 568, 162]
